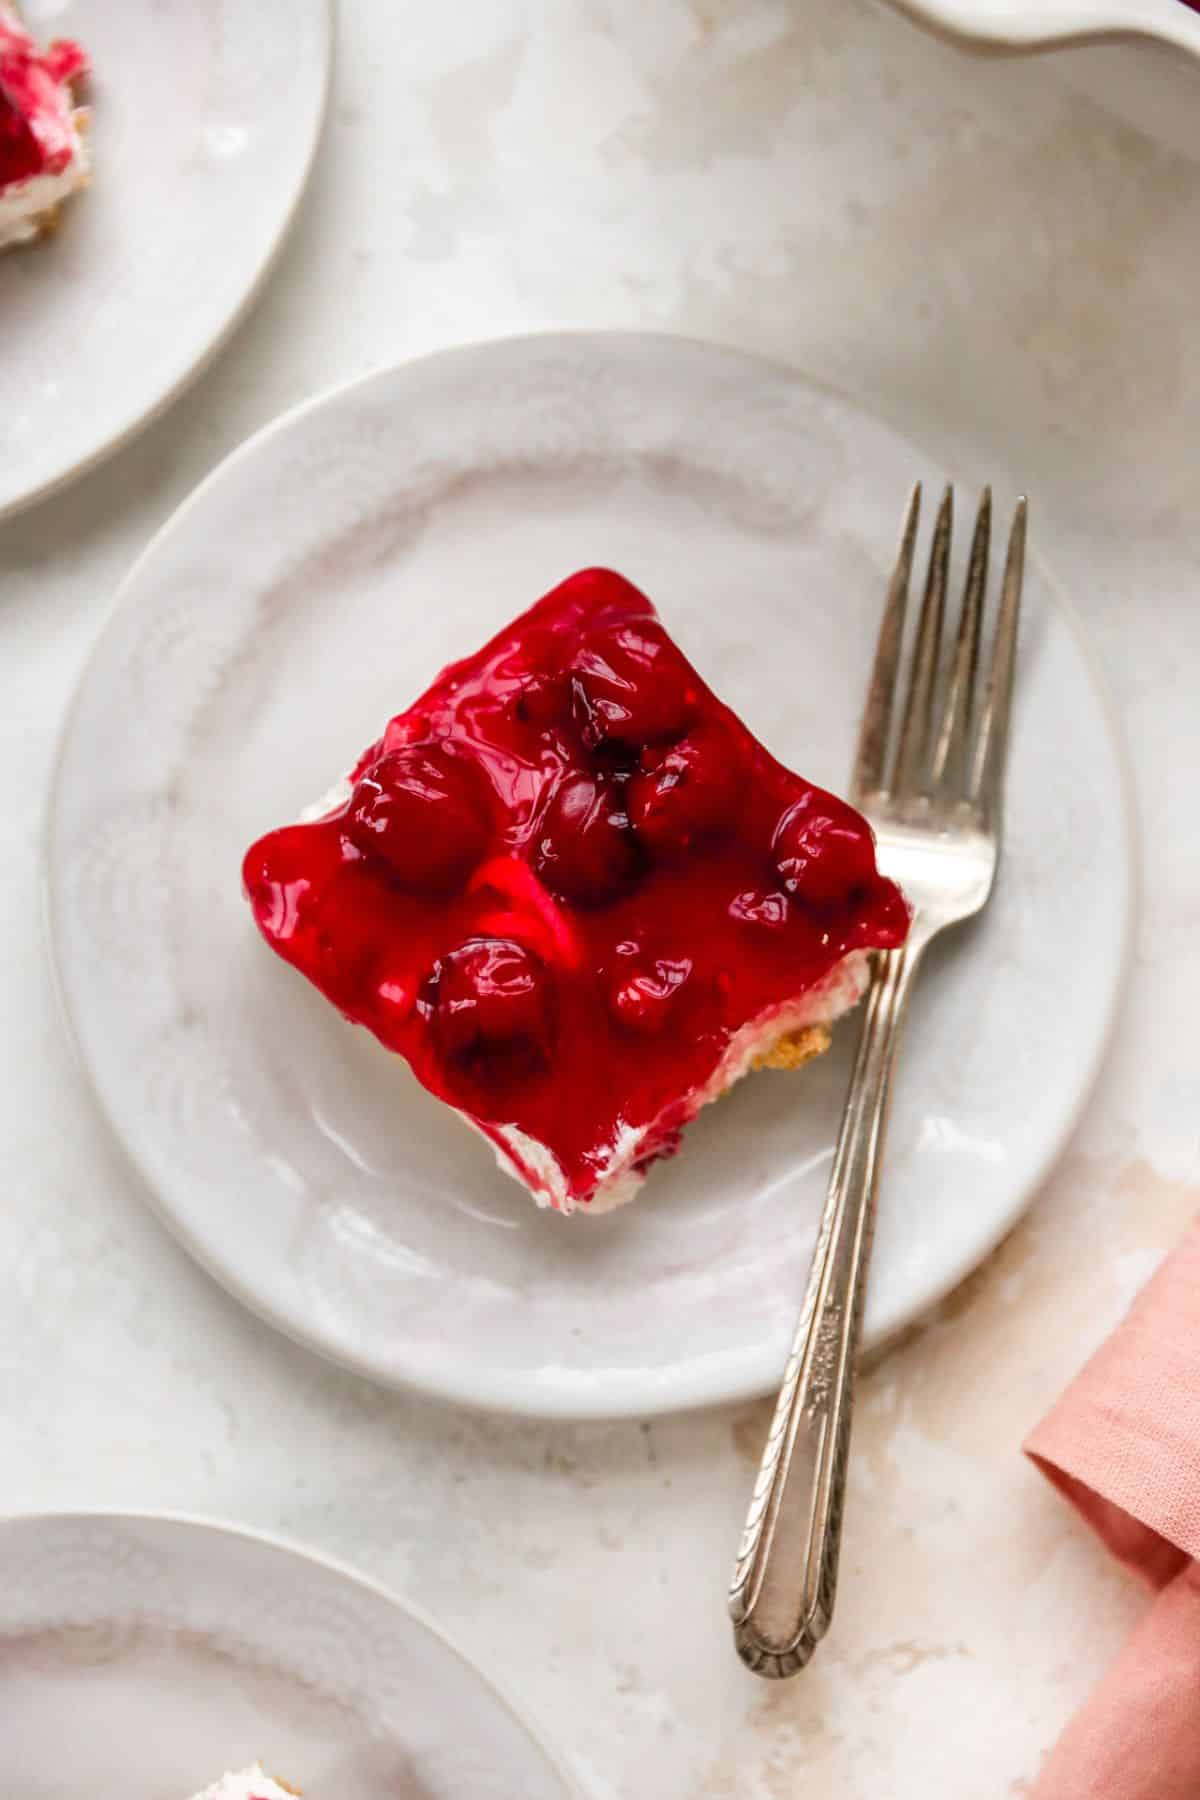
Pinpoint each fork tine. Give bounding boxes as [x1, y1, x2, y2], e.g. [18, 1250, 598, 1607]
[851, 483, 921, 803]
[930, 488, 990, 798]
[892, 485, 953, 800]
[968, 497, 1027, 823]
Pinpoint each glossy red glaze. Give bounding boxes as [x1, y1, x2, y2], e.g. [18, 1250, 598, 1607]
[243, 569, 909, 1208]
[0, 10, 87, 191]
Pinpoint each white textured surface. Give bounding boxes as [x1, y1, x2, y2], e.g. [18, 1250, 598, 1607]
[1, 2, 1199, 1795]
[45, 335, 1128, 1413]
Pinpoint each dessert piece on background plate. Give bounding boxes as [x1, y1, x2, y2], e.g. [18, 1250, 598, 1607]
[189, 1767, 298, 1800]
[0, 0, 89, 250]
[244, 568, 909, 1215]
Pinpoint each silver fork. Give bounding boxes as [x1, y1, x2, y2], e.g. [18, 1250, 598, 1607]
[728, 484, 1027, 1679]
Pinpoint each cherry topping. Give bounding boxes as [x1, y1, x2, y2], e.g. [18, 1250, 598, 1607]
[534, 772, 641, 905]
[491, 630, 569, 731]
[570, 624, 697, 749]
[428, 938, 554, 1076]
[0, 18, 88, 183]
[43, 41, 89, 85]
[374, 966, 418, 1029]
[729, 889, 790, 930]
[0, 96, 40, 187]
[772, 790, 878, 904]
[514, 671, 568, 729]
[627, 723, 740, 855]
[242, 824, 349, 940]
[345, 744, 488, 893]
[609, 956, 692, 1035]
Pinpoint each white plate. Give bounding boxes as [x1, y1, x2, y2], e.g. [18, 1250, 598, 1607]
[0, 1511, 573, 1799]
[46, 333, 1134, 1419]
[885, 0, 1200, 50]
[883, 0, 1200, 158]
[0, 0, 331, 520]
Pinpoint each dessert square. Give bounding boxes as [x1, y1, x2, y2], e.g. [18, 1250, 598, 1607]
[244, 569, 908, 1213]
[189, 1768, 298, 1800]
[0, 2, 89, 250]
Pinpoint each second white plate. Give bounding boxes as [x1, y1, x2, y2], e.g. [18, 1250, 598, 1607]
[0, 0, 331, 519]
[885, 0, 1200, 51]
[884, 0, 1200, 160]
[0, 1512, 573, 1798]
[47, 333, 1133, 1418]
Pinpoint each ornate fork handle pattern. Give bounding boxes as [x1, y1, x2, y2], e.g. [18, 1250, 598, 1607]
[729, 935, 924, 1677]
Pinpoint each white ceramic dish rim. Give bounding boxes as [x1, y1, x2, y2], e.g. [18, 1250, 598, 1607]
[0, 1507, 581, 1799]
[0, 0, 335, 523]
[886, 0, 1200, 52]
[43, 330, 1138, 1420]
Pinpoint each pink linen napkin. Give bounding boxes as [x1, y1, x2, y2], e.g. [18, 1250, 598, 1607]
[1025, 1217, 1200, 1799]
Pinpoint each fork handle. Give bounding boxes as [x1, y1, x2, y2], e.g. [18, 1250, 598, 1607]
[729, 940, 923, 1678]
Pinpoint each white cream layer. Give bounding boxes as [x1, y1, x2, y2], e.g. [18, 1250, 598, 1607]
[0, 153, 83, 247]
[189, 1765, 296, 1800]
[0, 125, 88, 249]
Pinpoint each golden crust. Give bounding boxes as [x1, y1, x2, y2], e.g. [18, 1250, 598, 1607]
[751, 1023, 833, 1071]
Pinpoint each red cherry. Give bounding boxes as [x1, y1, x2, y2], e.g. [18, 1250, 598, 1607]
[609, 956, 692, 1035]
[429, 938, 554, 1076]
[627, 723, 740, 855]
[533, 772, 641, 905]
[772, 789, 877, 904]
[488, 629, 570, 731]
[345, 744, 488, 893]
[569, 624, 698, 749]
[513, 669, 568, 730]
